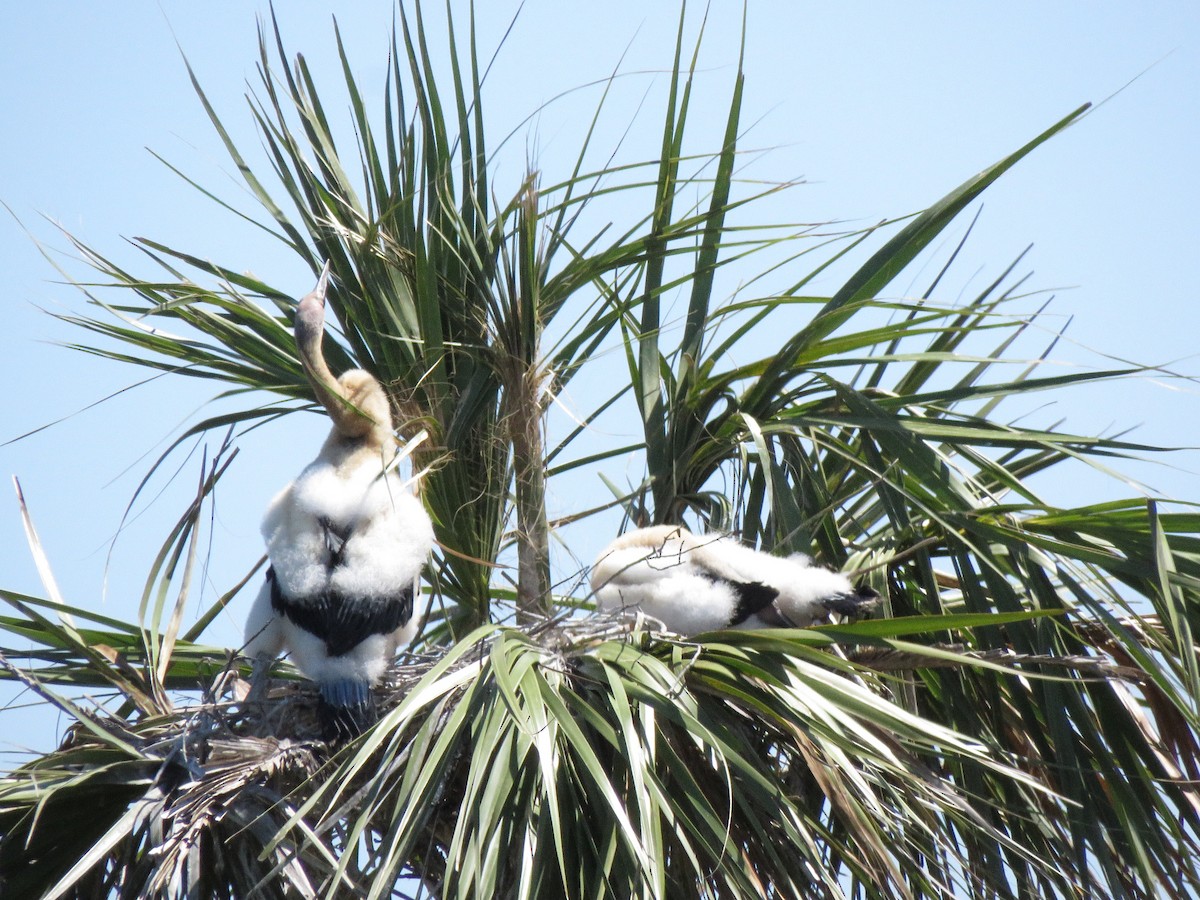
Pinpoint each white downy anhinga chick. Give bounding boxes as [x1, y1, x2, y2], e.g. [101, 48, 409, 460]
[244, 262, 434, 740]
[590, 525, 878, 635]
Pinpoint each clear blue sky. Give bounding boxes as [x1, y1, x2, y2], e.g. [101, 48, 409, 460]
[2, 1, 1198, 752]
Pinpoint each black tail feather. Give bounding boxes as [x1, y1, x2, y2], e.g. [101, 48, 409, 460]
[822, 586, 880, 620]
[317, 680, 376, 742]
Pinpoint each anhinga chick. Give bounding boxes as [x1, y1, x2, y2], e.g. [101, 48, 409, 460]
[590, 525, 878, 635]
[244, 262, 434, 741]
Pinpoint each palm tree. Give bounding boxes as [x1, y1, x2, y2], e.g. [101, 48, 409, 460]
[2, 3, 1198, 897]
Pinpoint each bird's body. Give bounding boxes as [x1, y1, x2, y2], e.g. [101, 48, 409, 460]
[244, 264, 433, 739]
[246, 455, 433, 689]
[590, 525, 877, 635]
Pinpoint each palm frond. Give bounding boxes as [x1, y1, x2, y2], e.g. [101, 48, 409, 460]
[12, 614, 1189, 899]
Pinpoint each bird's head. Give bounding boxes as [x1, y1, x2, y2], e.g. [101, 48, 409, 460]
[295, 261, 332, 352]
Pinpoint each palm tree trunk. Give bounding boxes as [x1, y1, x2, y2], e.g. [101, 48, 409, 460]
[510, 372, 551, 621]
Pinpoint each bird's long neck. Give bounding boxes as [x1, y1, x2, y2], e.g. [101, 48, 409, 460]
[295, 295, 391, 437]
[294, 266, 397, 474]
[296, 330, 356, 433]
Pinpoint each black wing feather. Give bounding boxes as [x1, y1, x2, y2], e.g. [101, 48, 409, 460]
[268, 567, 414, 657]
[696, 571, 778, 626]
[728, 580, 780, 625]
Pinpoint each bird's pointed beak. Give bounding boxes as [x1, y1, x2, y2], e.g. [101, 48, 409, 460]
[310, 260, 332, 307]
[295, 261, 332, 336]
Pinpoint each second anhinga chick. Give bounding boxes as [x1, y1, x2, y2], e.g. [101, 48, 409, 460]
[590, 525, 878, 635]
[244, 263, 434, 740]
